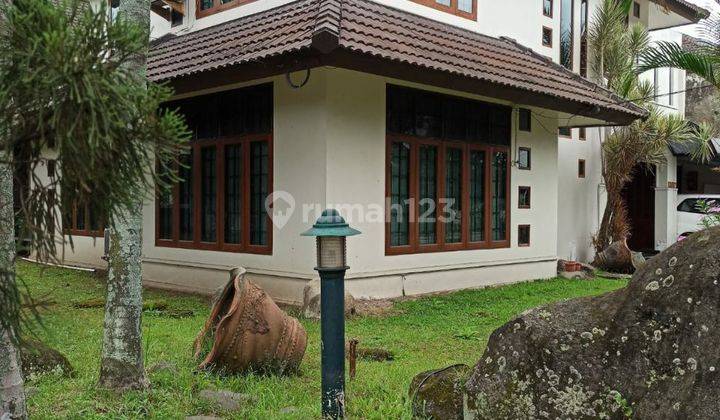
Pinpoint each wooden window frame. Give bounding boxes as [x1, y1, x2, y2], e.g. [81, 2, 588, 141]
[578, 159, 586, 178]
[385, 135, 511, 255]
[155, 134, 273, 254]
[542, 26, 553, 47]
[543, 0, 553, 18]
[410, 0, 477, 20]
[518, 186, 531, 209]
[518, 147, 532, 170]
[64, 201, 103, 238]
[196, 0, 259, 19]
[518, 224, 531, 247]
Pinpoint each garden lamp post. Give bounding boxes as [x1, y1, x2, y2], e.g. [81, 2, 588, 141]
[301, 209, 360, 419]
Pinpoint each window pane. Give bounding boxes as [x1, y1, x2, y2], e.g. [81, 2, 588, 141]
[75, 203, 85, 230]
[418, 145, 437, 245]
[224, 144, 242, 244]
[390, 142, 410, 246]
[157, 165, 173, 240]
[200, 0, 213, 10]
[201, 147, 217, 242]
[445, 147, 463, 244]
[436, 0, 450, 6]
[458, 0, 472, 13]
[470, 150, 485, 242]
[544, 0, 552, 15]
[179, 150, 193, 241]
[89, 205, 101, 232]
[560, 0, 574, 69]
[491, 151, 508, 241]
[250, 141, 269, 246]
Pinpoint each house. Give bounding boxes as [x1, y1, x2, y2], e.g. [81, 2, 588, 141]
[51, 0, 707, 304]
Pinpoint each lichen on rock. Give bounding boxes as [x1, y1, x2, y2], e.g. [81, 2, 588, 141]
[464, 226, 720, 419]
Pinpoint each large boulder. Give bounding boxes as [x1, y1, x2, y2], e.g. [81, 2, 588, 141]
[464, 227, 720, 419]
[301, 278, 356, 319]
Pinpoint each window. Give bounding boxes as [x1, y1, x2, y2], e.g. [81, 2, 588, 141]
[518, 186, 531, 209]
[410, 0, 476, 19]
[579, 127, 586, 140]
[109, 0, 119, 22]
[633, 2, 640, 18]
[543, 0, 553, 17]
[386, 85, 511, 254]
[519, 108, 532, 132]
[518, 147, 531, 170]
[158, 84, 273, 254]
[62, 199, 103, 237]
[580, 0, 588, 77]
[518, 225, 531, 247]
[197, 0, 259, 19]
[542, 26, 553, 47]
[578, 159, 586, 178]
[560, 0, 574, 70]
[559, 127, 572, 138]
[47, 159, 56, 178]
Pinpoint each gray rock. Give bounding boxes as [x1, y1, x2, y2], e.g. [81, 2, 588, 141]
[20, 340, 74, 378]
[409, 364, 469, 419]
[198, 389, 256, 411]
[301, 278, 356, 319]
[464, 227, 720, 419]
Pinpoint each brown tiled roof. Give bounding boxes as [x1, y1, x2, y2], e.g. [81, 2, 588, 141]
[148, 0, 647, 124]
[652, 0, 710, 22]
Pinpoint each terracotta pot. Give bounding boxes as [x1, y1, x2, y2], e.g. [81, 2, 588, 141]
[194, 268, 307, 375]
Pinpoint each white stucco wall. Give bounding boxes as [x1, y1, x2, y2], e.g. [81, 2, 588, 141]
[51, 67, 561, 303]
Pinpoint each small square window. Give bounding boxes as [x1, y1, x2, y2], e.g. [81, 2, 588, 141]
[578, 159, 586, 178]
[519, 186, 531, 209]
[542, 26, 553, 47]
[579, 127, 586, 141]
[519, 108, 531, 132]
[518, 147, 531, 170]
[559, 127, 572, 138]
[633, 2, 640, 18]
[518, 224, 531, 247]
[543, 0, 553, 17]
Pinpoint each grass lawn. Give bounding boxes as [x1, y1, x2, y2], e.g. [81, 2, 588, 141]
[19, 261, 627, 419]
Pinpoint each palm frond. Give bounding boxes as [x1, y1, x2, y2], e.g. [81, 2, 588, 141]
[639, 41, 719, 87]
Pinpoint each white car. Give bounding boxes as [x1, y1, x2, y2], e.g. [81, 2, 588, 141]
[677, 194, 720, 238]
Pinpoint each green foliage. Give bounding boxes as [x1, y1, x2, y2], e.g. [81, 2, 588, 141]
[0, 0, 190, 338]
[20, 261, 627, 418]
[697, 199, 720, 230]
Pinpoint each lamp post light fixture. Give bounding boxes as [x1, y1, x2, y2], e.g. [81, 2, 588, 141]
[301, 209, 360, 419]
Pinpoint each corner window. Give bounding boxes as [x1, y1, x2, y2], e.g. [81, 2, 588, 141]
[158, 84, 273, 254]
[197, 0, 259, 19]
[386, 86, 511, 254]
[410, 0, 476, 20]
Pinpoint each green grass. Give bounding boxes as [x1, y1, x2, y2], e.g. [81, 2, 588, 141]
[19, 261, 627, 419]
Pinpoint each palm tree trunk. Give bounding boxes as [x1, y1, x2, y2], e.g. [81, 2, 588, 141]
[98, 0, 150, 391]
[0, 156, 27, 419]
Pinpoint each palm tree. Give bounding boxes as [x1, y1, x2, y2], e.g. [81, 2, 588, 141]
[588, 0, 692, 258]
[639, 15, 720, 163]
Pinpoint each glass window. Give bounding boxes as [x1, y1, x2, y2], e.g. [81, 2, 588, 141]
[386, 86, 511, 253]
[518, 147, 531, 170]
[412, 0, 475, 17]
[543, 0, 553, 17]
[158, 84, 273, 253]
[560, 0, 574, 70]
[542, 27, 553, 47]
[519, 186, 531, 209]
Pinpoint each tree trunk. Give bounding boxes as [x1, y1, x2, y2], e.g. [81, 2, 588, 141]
[99, 205, 148, 391]
[98, 0, 151, 392]
[0, 157, 27, 419]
